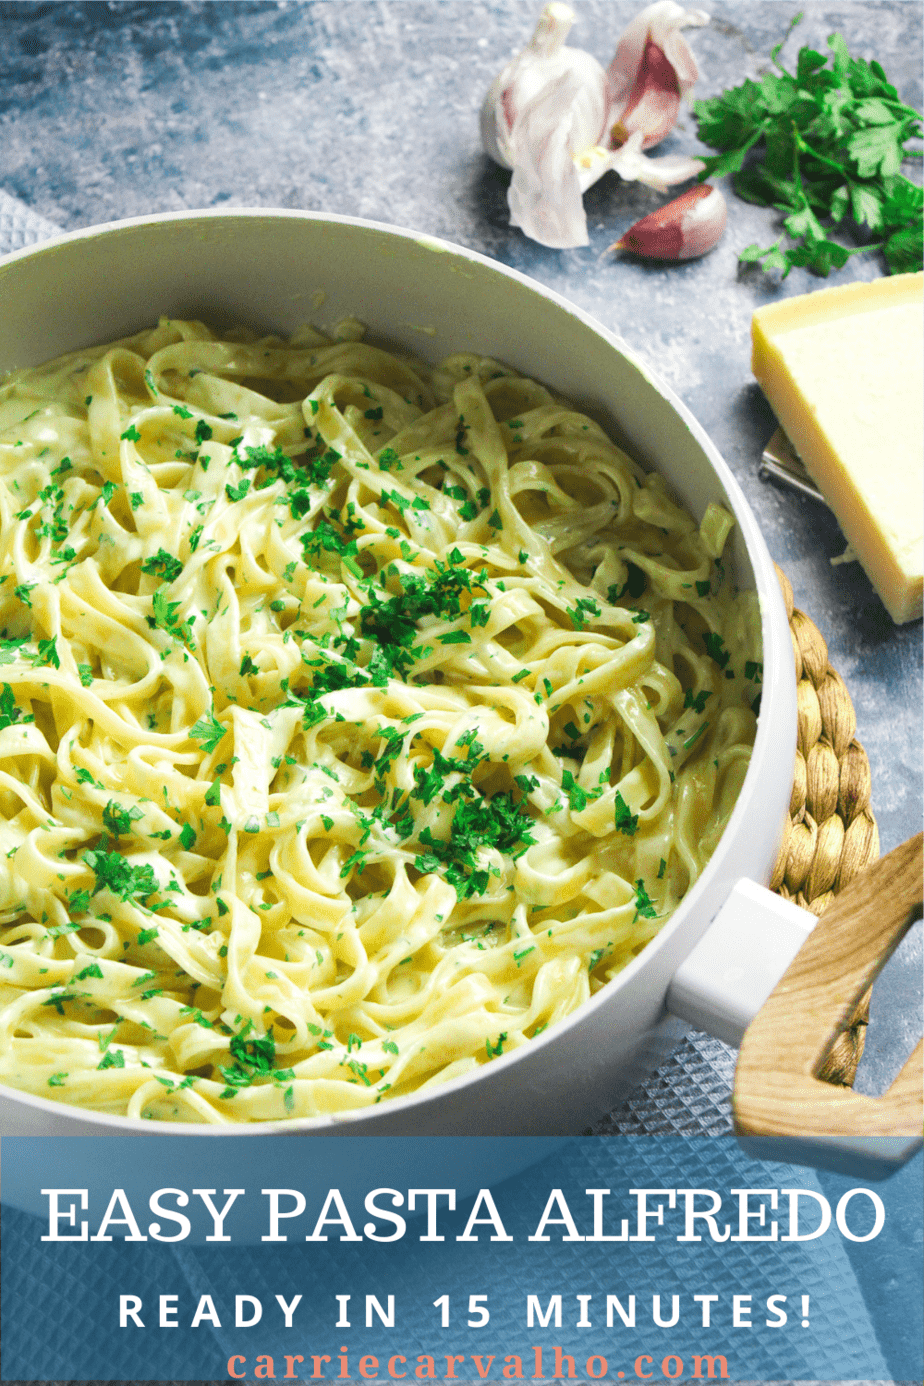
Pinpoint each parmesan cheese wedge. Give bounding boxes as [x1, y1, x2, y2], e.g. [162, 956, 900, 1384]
[752, 273, 923, 624]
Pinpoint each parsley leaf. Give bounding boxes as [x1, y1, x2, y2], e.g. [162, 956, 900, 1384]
[190, 709, 227, 754]
[633, 879, 658, 920]
[0, 683, 34, 731]
[141, 549, 184, 583]
[32, 636, 60, 670]
[217, 1021, 288, 1091]
[225, 478, 251, 504]
[147, 587, 194, 645]
[82, 848, 158, 904]
[102, 800, 144, 838]
[613, 791, 639, 837]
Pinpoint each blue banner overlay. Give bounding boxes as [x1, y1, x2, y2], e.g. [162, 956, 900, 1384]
[2, 1136, 921, 1382]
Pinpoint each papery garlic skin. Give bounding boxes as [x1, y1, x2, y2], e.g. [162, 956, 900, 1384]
[606, 129, 704, 194]
[608, 2, 709, 149]
[614, 183, 727, 259]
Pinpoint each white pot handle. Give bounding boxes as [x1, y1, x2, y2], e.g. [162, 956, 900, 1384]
[665, 837, 923, 1174]
[666, 878, 815, 1047]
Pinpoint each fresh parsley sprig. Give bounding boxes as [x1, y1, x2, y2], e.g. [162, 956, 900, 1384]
[694, 19, 923, 277]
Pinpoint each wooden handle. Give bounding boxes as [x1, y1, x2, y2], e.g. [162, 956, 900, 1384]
[734, 833, 923, 1139]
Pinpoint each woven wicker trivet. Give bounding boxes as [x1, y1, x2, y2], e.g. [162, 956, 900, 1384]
[770, 566, 879, 1087]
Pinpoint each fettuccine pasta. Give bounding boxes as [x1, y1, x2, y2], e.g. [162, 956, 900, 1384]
[0, 318, 759, 1122]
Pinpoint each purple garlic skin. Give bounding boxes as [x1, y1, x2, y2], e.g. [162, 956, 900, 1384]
[614, 184, 727, 259]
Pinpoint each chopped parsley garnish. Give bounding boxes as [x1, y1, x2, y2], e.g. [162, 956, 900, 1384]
[414, 792, 535, 899]
[141, 549, 184, 583]
[32, 637, 60, 670]
[378, 447, 402, 471]
[613, 792, 639, 836]
[561, 770, 596, 813]
[684, 723, 708, 751]
[301, 519, 363, 578]
[0, 684, 33, 731]
[0, 637, 29, 665]
[633, 879, 658, 920]
[566, 596, 601, 630]
[358, 551, 484, 678]
[189, 709, 227, 754]
[148, 587, 194, 646]
[217, 1021, 290, 1093]
[102, 800, 144, 838]
[683, 688, 712, 714]
[82, 848, 158, 904]
[703, 631, 730, 668]
[225, 478, 251, 504]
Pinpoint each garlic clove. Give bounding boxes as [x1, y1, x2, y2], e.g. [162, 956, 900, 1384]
[608, 2, 709, 150]
[612, 183, 727, 259]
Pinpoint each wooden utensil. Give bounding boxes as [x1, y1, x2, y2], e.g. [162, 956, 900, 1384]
[734, 833, 923, 1140]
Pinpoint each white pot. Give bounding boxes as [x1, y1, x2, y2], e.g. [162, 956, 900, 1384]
[0, 209, 798, 1138]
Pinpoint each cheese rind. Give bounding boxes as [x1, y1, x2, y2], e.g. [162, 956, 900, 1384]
[752, 273, 923, 624]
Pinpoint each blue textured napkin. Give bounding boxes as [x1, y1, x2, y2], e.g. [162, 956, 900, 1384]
[0, 186, 62, 252]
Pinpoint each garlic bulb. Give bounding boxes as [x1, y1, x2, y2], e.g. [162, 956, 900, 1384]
[613, 183, 727, 259]
[481, 1, 708, 249]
